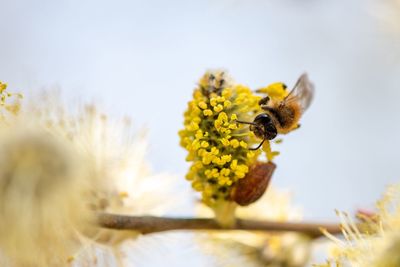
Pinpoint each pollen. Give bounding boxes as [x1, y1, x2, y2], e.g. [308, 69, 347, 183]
[0, 81, 22, 117]
[257, 82, 288, 100]
[220, 138, 230, 147]
[198, 101, 208, 109]
[200, 141, 209, 148]
[239, 140, 248, 148]
[230, 139, 240, 148]
[223, 100, 231, 107]
[213, 104, 224, 113]
[210, 98, 218, 107]
[203, 109, 213, 116]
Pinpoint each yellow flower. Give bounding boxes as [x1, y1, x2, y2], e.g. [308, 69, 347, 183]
[179, 71, 285, 224]
[318, 184, 400, 267]
[179, 71, 261, 206]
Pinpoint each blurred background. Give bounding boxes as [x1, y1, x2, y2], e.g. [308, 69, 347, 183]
[0, 0, 399, 265]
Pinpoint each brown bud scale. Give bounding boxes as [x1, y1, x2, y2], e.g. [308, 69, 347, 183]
[231, 161, 276, 206]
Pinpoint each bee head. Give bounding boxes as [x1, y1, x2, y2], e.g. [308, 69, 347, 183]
[251, 113, 277, 140]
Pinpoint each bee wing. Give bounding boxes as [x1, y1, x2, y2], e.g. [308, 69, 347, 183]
[283, 73, 314, 111]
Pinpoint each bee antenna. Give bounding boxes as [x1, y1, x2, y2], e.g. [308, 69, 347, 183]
[235, 119, 257, 126]
[249, 138, 265, 151]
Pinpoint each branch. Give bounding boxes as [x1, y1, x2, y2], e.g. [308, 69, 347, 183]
[98, 213, 342, 237]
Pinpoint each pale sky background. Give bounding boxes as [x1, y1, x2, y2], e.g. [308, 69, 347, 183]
[1, 0, 400, 266]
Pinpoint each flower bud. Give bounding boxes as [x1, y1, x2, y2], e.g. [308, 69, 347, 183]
[231, 161, 276, 206]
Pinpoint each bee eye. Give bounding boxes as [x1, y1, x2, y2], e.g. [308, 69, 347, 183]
[265, 123, 277, 140]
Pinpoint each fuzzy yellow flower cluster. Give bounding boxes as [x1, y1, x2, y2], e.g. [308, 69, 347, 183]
[316, 184, 400, 267]
[179, 71, 277, 207]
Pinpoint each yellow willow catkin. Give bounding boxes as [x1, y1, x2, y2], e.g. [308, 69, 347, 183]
[179, 71, 264, 207]
[179, 70, 286, 223]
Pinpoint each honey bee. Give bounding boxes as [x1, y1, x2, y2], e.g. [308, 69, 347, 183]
[237, 73, 314, 150]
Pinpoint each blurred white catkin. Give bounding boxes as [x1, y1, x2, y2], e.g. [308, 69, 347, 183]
[0, 91, 178, 267]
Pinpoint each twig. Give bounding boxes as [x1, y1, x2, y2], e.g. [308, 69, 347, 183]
[98, 213, 341, 237]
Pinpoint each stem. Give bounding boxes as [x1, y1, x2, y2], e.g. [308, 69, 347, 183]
[212, 201, 237, 228]
[97, 213, 342, 238]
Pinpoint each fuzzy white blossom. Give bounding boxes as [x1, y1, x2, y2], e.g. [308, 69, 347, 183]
[318, 184, 400, 267]
[0, 91, 177, 267]
[197, 187, 311, 267]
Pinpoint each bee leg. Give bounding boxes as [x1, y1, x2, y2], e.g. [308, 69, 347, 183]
[294, 124, 301, 130]
[249, 138, 265, 151]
